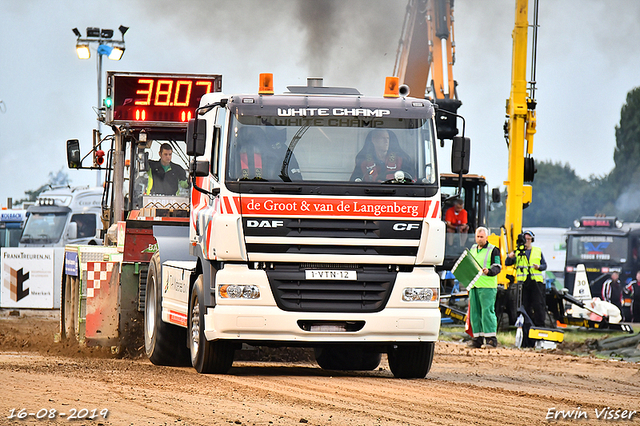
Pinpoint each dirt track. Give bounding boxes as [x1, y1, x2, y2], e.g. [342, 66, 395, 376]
[0, 311, 639, 425]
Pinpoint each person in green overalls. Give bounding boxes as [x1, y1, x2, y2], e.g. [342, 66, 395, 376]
[468, 226, 502, 348]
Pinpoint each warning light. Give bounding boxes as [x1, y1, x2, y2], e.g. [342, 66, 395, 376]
[259, 73, 274, 95]
[95, 149, 105, 166]
[384, 76, 400, 98]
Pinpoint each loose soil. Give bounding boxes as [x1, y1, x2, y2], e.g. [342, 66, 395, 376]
[0, 310, 639, 425]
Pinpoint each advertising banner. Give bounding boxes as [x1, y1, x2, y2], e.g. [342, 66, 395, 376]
[1, 248, 55, 308]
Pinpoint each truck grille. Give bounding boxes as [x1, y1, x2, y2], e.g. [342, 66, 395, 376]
[266, 264, 396, 313]
[243, 218, 421, 258]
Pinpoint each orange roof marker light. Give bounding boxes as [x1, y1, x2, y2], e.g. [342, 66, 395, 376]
[259, 73, 274, 95]
[384, 76, 400, 98]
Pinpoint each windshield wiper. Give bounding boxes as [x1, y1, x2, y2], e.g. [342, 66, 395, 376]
[279, 125, 309, 182]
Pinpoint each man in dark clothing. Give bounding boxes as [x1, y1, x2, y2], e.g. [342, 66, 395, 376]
[505, 230, 548, 326]
[146, 143, 188, 196]
[601, 271, 622, 313]
[632, 271, 640, 323]
[621, 276, 635, 322]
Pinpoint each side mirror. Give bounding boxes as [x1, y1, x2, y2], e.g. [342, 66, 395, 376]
[67, 222, 78, 240]
[434, 98, 462, 141]
[451, 136, 470, 175]
[492, 187, 501, 203]
[195, 160, 210, 177]
[186, 118, 206, 156]
[67, 139, 82, 169]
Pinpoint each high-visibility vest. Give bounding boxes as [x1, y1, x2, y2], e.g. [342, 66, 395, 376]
[469, 243, 498, 288]
[514, 246, 544, 283]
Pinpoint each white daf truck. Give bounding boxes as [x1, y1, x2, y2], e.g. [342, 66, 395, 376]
[144, 74, 470, 378]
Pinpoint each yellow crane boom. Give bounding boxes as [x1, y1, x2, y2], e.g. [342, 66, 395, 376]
[502, 0, 538, 255]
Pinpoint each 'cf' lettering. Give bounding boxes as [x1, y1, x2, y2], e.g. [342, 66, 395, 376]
[393, 223, 420, 231]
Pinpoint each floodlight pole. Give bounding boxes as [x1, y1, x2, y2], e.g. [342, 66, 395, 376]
[96, 52, 104, 187]
[73, 26, 128, 188]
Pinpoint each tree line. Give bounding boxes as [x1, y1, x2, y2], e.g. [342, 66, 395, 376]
[489, 86, 640, 228]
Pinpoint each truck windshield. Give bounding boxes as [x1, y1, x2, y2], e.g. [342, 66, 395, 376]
[566, 235, 629, 264]
[20, 212, 68, 244]
[226, 115, 436, 184]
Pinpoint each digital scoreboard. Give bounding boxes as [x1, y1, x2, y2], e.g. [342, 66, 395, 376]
[105, 72, 222, 127]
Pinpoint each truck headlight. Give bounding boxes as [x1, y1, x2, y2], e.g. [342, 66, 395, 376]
[218, 284, 260, 299]
[402, 287, 438, 302]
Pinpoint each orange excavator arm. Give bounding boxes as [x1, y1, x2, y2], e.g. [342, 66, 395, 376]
[394, 0, 461, 140]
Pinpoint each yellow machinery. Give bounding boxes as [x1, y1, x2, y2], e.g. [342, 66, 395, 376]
[394, 0, 541, 324]
[501, 0, 538, 255]
[495, 0, 539, 299]
[394, 0, 539, 253]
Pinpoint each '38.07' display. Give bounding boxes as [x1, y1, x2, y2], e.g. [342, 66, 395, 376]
[105, 72, 222, 127]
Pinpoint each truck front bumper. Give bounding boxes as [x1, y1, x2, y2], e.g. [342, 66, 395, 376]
[204, 264, 441, 343]
[204, 305, 440, 343]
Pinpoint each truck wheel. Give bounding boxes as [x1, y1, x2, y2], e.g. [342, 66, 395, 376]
[314, 345, 382, 371]
[144, 253, 190, 366]
[387, 342, 435, 378]
[189, 276, 235, 373]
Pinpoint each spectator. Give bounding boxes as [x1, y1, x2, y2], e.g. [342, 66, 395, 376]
[621, 276, 635, 322]
[633, 271, 640, 323]
[601, 271, 622, 313]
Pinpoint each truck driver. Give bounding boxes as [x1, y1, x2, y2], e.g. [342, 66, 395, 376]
[146, 143, 188, 196]
[351, 129, 414, 182]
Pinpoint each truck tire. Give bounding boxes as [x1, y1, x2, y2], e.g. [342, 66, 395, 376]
[314, 345, 382, 371]
[144, 253, 190, 366]
[189, 276, 235, 374]
[387, 342, 435, 378]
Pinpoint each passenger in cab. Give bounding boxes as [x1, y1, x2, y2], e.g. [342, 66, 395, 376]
[445, 198, 469, 246]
